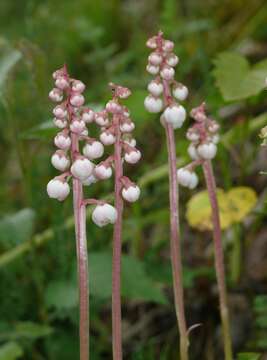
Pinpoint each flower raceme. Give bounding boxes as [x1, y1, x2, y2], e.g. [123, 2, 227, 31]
[47, 65, 117, 226]
[144, 31, 188, 130]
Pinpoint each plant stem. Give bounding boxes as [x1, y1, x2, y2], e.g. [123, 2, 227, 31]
[162, 80, 189, 360]
[165, 124, 189, 360]
[202, 160, 233, 360]
[71, 130, 89, 360]
[112, 114, 123, 360]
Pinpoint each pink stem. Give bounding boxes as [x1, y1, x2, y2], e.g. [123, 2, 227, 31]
[71, 126, 89, 360]
[112, 114, 123, 360]
[202, 160, 233, 360]
[163, 81, 189, 360]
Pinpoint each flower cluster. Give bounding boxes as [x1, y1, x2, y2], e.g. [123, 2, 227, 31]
[144, 31, 188, 129]
[177, 102, 220, 189]
[98, 83, 141, 204]
[47, 65, 117, 226]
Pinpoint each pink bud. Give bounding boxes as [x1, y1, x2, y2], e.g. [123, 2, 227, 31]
[70, 118, 86, 134]
[47, 178, 70, 201]
[166, 54, 179, 67]
[146, 36, 157, 49]
[70, 93, 85, 107]
[120, 121, 135, 133]
[54, 118, 68, 129]
[95, 111, 109, 126]
[49, 88, 63, 102]
[82, 108, 95, 123]
[55, 77, 69, 90]
[71, 157, 94, 180]
[160, 66, 175, 80]
[146, 64, 159, 75]
[122, 185, 140, 202]
[148, 52, 162, 66]
[83, 141, 104, 160]
[72, 80, 86, 93]
[94, 164, 112, 179]
[54, 132, 71, 150]
[53, 105, 67, 119]
[51, 151, 70, 171]
[106, 100, 122, 113]
[162, 40, 174, 52]
[100, 131, 116, 145]
[147, 80, 163, 97]
[124, 149, 141, 164]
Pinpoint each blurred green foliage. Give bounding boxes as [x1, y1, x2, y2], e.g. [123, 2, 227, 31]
[0, 0, 267, 358]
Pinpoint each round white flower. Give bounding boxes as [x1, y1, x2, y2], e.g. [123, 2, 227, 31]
[122, 185, 140, 202]
[71, 158, 94, 180]
[100, 131, 116, 145]
[54, 118, 67, 129]
[148, 52, 162, 66]
[166, 54, 179, 67]
[162, 40, 174, 52]
[186, 129, 199, 142]
[49, 88, 63, 102]
[197, 142, 217, 160]
[54, 133, 71, 150]
[177, 168, 198, 189]
[147, 80, 163, 97]
[95, 113, 109, 126]
[55, 77, 69, 90]
[53, 105, 67, 119]
[188, 144, 199, 160]
[163, 105, 186, 128]
[47, 178, 70, 201]
[188, 172, 198, 189]
[144, 95, 163, 113]
[173, 84, 188, 101]
[70, 119, 86, 134]
[82, 109, 95, 123]
[146, 64, 159, 75]
[124, 150, 141, 164]
[51, 151, 70, 171]
[94, 165, 112, 179]
[72, 80, 86, 93]
[70, 94, 85, 107]
[120, 122, 135, 133]
[83, 141, 104, 160]
[160, 66, 175, 80]
[92, 204, 118, 227]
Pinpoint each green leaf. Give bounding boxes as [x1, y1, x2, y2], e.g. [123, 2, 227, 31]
[0, 47, 22, 97]
[237, 353, 261, 360]
[88, 252, 167, 304]
[0, 209, 35, 247]
[124, 90, 152, 123]
[19, 120, 57, 140]
[0, 342, 23, 360]
[12, 322, 52, 340]
[213, 52, 267, 101]
[45, 281, 78, 310]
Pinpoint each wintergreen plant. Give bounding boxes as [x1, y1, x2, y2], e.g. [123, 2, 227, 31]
[144, 31, 189, 360]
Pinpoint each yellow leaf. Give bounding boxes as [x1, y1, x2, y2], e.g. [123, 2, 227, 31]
[186, 187, 257, 231]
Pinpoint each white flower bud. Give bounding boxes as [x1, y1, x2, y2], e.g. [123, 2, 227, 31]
[95, 112, 109, 126]
[188, 144, 199, 160]
[197, 142, 217, 160]
[92, 203, 117, 227]
[124, 149, 141, 164]
[160, 66, 175, 80]
[173, 83, 188, 101]
[177, 168, 198, 189]
[54, 133, 71, 150]
[163, 104, 186, 128]
[146, 37, 157, 49]
[208, 122, 220, 133]
[162, 40, 174, 52]
[146, 64, 160, 75]
[47, 178, 70, 201]
[94, 164, 112, 179]
[83, 141, 104, 160]
[71, 80, 86, 93]
[123, 138, 136, 147]
[70, 93, 85, 107]
[122, 185, 140, 202]
[120, 122, 135, 133]
[51, 151, 70, 171]
[186, 128, 200, 142]
[49, 88, 63, 102]
[54, 118, 67, 129]
[100, 131, 116, 145]
[82, 174, 98, 186]
[166, 54, 179, 67]
[148, 52, 162, 66]
[70, 118, 86, 134]
[147, 80, 163, 97]
[81, 129, 88, 136]
[106, 100, 121, 113]
[82, 108, 95, 123]
[71, 158, 94, 180]
[53, 105, 67, 119]
[55, 77, 69, 90]
[144, 95, 163, 113]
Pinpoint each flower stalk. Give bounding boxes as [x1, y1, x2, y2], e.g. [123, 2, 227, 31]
[144, 32, 189, 360]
